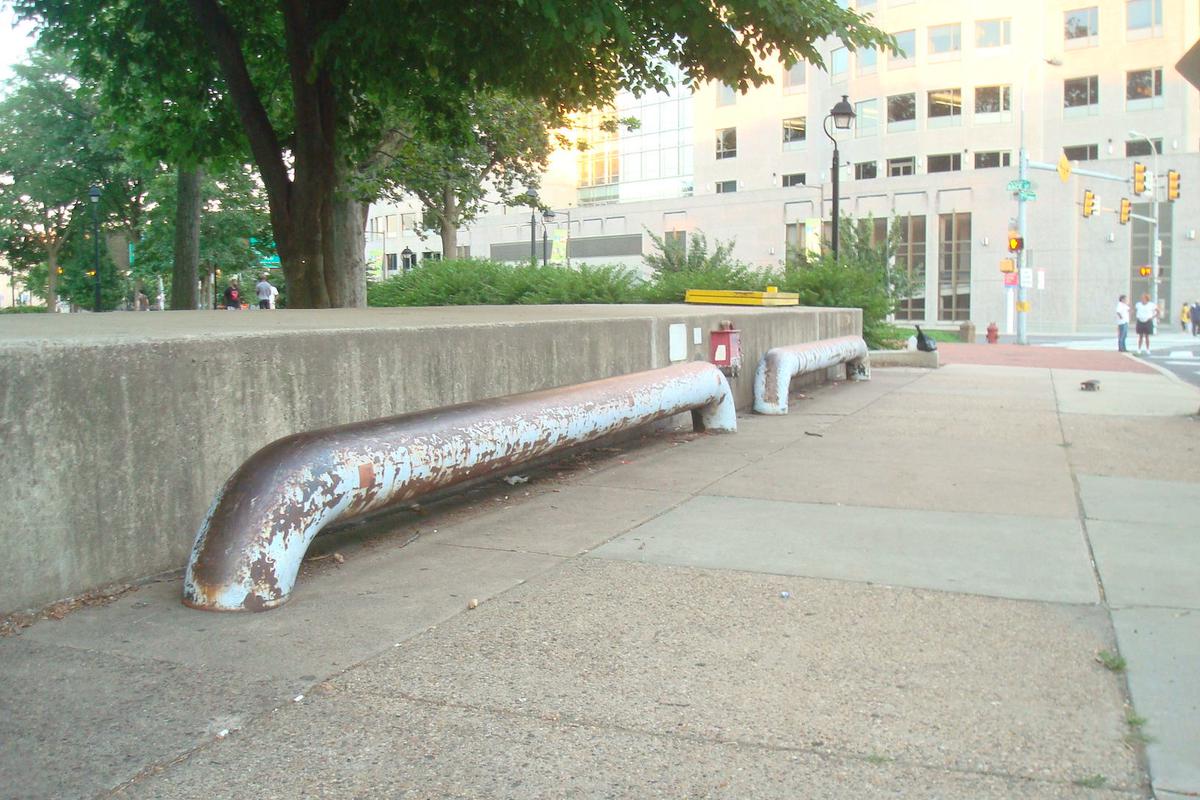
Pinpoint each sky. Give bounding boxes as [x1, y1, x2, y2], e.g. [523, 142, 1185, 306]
[0, 6, 37, 85]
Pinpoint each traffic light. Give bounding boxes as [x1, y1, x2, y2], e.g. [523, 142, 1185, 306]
[1138, 266, 1153, 277]
[1133, 162, 1146, 195]
[1167, 169, 1180, 201]
[1007, 235, 1024, 252]
[999, 258, 1016, 273]
[1119, 198, 1132, 225]
[1082, 190, 1096, 217]
[56, 266, 63, 275]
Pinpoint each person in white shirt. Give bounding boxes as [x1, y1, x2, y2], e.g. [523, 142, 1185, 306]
[1115, 294, 1130, 352]
[255, 274, 274, 310]
[1133, 293, 1159, 354]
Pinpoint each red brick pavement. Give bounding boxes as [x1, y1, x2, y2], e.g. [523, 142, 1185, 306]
[936, 343, 1158, 373]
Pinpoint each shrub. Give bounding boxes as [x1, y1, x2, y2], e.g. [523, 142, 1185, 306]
[0, 305, 49, 314]
[367, 259, 641, 307]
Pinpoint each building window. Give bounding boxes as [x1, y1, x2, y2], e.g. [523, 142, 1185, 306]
[1065, 7, 1099, 46]
[1064, 75, 1100, 116]
[783, 61, 805, 93]
[928, 23, 961, 58]
[664, 229, 686, 255]
[716, 83, 736, 107]
[854, 161, 878, 180]
[1125, 138, 1163, 156]
[927, 88, 962, 127]
[384, 252, 398, 276]
[716, 180, 737, 194]
[976, 18, 1011, 48]
[894, 215, 927, 321]
[887, 156, 916, 177]
[890, 30, 915, 66]
[973, 151, 1011, 169]
[782, 117, 807, 151]
[1126, 68, 1164, 110]
[831, 47, 848, 79]
[1127, 0, 1163, 38]
[938, 212, 971, 321]
[927, 153, 962, 173]
[857, 47, 877, 75]
[782, 172, 807, 187]
[1063, 144, 1099, 161]
[974, 84, 1012, 119]
[887, 92, 916, 132]
[715, 127, 737, 159]
[854, 99, 878, 138]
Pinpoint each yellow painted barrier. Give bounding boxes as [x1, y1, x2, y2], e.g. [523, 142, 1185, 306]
[684, 289, 799, 307]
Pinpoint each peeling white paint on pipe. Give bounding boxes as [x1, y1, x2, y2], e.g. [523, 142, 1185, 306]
[753, 337, 870, 415]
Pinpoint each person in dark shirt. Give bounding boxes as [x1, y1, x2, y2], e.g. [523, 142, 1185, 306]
[222, 278, 242, 310]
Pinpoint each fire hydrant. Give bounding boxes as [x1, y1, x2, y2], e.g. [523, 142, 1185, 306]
[986, 322, 999, 344]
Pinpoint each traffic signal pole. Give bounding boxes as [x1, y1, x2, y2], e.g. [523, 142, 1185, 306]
[1016, 147, 1030, 345]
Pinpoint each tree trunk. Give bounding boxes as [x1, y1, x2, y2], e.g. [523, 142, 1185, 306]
[170, 164, 203, 310]
[440, 186, 458, 260]
[330, 193, 368, 307]
[46, 243, 60, 312]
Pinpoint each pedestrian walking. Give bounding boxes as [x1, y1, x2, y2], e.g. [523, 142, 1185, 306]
[1181, 302, 1191, 333]
[255, 273, 274, 310]
[1134, 293, 1158, 354]
[269, 283, 279, 309]
[1115, 294, 1130, 352]
[1192, 300, 1200, 336]
[222, 277, 242, 310]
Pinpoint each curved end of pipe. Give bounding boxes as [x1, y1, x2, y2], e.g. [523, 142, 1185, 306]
[182, 437, 337, 612]
[694, 366, 738, 433]
[752, 353, 790, 415]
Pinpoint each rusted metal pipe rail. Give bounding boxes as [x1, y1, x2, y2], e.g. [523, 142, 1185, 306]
[753, 336, 869, 415]
[184, 362, 736, 612]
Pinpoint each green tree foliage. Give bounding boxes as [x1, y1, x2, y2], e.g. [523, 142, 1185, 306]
[20, 0, 892, 308]
[380, 92, 563, 261]
[0, 48, 116, 306]
[132, 165, 273, 298]
[367, 259, 642, 307]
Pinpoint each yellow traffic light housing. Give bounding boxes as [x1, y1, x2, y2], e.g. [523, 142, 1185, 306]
[1082, 190, 1096, 217]
[1119, 198, 1132, 225]
[56, 266, 64, 275]
[1133, 162, 1146, 195]
[1167, 169, 1180, 201]
[1007, 235, 1024, 252]
[999, 258, 1016, 273]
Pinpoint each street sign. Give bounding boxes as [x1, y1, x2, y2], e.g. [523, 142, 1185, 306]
[1057, 154, 1072, 183]
[1006, 179, 1032, 192]
[1015, 300, 1031, 312]
[1015, 189, 1038, 201]
[999, 258, 1016, 273]
[1019, 268, 1033, 288]
[1003, 272, 1018, 287]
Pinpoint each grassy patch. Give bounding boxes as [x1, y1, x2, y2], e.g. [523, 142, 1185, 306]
[864, 753, 892, 765]
[1072, 774, 1107, 789]
[1125, 711, 1154, 745]
[1095, 650, 1126, 672]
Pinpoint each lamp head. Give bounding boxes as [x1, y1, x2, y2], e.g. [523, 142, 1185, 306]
[88, 185, 100, 202]
[830, 95, 855, 129]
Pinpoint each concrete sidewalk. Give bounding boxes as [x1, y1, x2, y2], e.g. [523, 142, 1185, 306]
[1, 351, 1197, 799]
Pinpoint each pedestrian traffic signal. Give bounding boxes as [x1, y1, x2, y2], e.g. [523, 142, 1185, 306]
[1133, 162, 1146, 195]
[1119, 198, 1132, 225]
[1007, 235, 1024, 252]
[1167, 169, 1180, 201]
[1138, 266, 1153, 277]
[56, 266, 63, 275]
[999, 258, 1016, 273]
[1082, 190, 1096, 217]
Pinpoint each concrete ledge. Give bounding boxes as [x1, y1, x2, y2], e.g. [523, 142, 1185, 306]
[868, 349, 940, 369]
[0, 305, 860, 614]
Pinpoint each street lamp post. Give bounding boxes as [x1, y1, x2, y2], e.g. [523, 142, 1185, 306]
[89, 185, 101, 312]
[523, 188, 539, 266]
[542, 210, 556, 266]
[1129, 129, 1160, 321]
[822, 95, 856, 260]
[400, 246, 414, 272]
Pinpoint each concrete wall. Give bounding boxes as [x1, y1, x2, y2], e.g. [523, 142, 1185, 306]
[0, 304, 859, 614]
